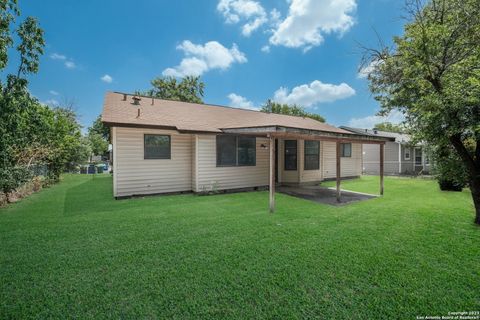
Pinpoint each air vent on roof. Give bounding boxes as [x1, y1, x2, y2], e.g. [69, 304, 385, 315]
[132, 96, 141, 105]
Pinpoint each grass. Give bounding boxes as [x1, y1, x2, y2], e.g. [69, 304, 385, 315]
[0, 174, 479, 319]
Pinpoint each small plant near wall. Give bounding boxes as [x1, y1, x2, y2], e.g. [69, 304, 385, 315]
[198, 181, 221, 195]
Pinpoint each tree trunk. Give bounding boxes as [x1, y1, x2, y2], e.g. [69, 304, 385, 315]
[471, 175, 480, 225]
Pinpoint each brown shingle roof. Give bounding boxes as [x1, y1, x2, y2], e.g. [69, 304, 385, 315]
[102, 91, 352, 134]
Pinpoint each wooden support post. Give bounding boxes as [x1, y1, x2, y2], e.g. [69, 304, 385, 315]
[380, 143, 384, 196]
[269, 135, 275, 213]
[336, 141, 341, 202]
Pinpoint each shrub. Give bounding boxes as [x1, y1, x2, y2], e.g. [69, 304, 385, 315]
[438, 178, 464, 192]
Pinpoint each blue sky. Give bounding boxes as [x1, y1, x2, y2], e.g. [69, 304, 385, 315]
[18, 0, 406, 129]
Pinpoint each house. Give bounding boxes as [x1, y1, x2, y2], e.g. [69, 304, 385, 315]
[340, 126, 430, 175]
[102, 92, 392, 210]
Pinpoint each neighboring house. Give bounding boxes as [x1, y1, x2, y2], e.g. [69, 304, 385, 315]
[102, 92, 391, 199]
[340, 126, 431, 175]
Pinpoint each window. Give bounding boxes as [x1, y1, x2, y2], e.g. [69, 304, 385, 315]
[415, 147, 422, 165]
[304, 140, 320, 170]
[284, 140, 297, 170]
[216, 135, 256, 167]
[341, 143, 352, 157]
[144, 134, 171, 159]
[237, 136, 256, 166]
[404, 147, 411, 160]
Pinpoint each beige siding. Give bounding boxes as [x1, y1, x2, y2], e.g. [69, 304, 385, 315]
[322, 141, 362, 179]
[192, 135, 198, 192]
[196, 135, 269, 191]
[363, 142, 401, 174]
[114, 127, 192, 197]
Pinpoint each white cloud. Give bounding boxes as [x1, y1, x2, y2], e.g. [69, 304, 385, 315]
[217, 0, 268, 36]
[273, 80, 356, 107]
[357, 60, 382, 79]
[49, 90, 59, 96]
[162, 40, 247, 77]
[101, 74, 113, 83]
[50, 52, 76, 69]
[227, 93, 258, 110]
[50, 53, 66, 60]
[261, 45, 270, 53]
[348, 110, 405, 129]
[64, 61, 76, 69]
[269, 0, 357, 50]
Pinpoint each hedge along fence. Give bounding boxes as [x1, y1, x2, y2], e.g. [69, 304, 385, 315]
[0, 164, 51, 206]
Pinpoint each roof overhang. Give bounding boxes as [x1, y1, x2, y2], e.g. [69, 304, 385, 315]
[221, 126, 395, 144]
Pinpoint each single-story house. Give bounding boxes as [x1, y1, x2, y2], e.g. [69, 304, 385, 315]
[102, 92, 392, 211]
[340, 126, 431, 175]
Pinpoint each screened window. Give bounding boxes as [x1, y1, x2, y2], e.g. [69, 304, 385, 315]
[304, 140, 320, 170]
[284, 140, 297, 170]
[341, 143, 352, 158]
[144, 134, 171, 159]
[216, 135, 256, 167]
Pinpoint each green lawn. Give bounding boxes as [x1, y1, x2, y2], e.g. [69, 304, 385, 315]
[0, 175, 479, 319]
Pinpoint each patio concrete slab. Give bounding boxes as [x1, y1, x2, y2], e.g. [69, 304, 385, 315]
[277, 185, 378, 206]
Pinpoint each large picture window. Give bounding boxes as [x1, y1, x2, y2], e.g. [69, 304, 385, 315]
[284, 140, 297, 170]
[304, 140, 320, 170]
[341, 143, 352, 158]
[216, 135, 256, 167]
[144, 134, 171, 159]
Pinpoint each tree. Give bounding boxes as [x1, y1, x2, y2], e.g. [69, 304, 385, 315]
[260, 99, 326, 122]
[88, 115, 109, 158]
[0, 0, 45, 193]
[87, 133, 108, 158]
[374, 122, 405, 133]
[364, 0, 480, 224]
[143, 76, 205, 103]
[89, 115, 110, 141]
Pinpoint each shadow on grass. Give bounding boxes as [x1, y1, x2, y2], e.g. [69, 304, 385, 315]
[63, 175, 117, 216]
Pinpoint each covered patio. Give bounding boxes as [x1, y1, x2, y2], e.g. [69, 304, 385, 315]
[277, 185, 378, 206]
[222, 126, 393, 212]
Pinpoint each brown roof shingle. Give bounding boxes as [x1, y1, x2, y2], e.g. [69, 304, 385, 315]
[102, 92, 352, 135]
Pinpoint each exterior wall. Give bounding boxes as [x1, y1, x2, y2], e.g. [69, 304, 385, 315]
[276, 139, 362, 183]
[363, 142, 401, 174]
[322, 141, 362, 179]
[195, 135, 269, 191]
[112, 128, 367, 198]
[361, 142, 427, 175]
[113, 127, 192, 197]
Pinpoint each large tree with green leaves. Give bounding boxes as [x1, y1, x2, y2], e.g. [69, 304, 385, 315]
[87, 115, 109, 158]
[0, 1, 86, 196]
[260, 99, 326, 123]
[364, 0, 480, 224]
[374, 122, 405, 133]
[142, 76, 205, 103]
